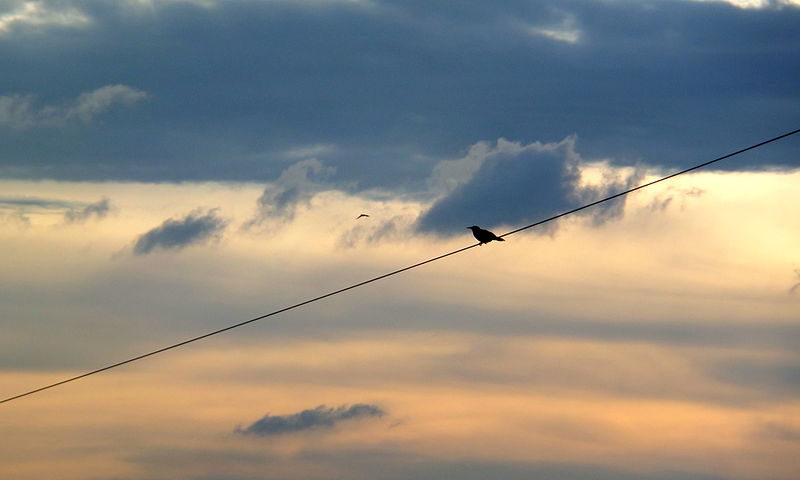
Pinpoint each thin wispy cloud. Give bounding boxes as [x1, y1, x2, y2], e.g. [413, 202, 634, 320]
[526, 12, 582, 44]
[789, 269, 800, 295]
[688, 0, 800, 9]
[64, 197, 111, 223]
[133, 208, 227, 255]
[757, 421, 800, 442]
[236, 404, 386, 437]
[0, 195, 82, 208]
[0, 195, 112, 225]
[0, 209, 30, 226]
[710, 356, 800, 397]
[338, 214, 417, 248]
[0, 85, 148, 129]
[245, 158, 336, 230]
[281, 144, 337, 160]
[647, 187, 706, 212]
[0, 1, 91, 34]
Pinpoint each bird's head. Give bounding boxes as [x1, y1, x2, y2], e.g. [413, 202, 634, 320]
[467, 226, 479, 230]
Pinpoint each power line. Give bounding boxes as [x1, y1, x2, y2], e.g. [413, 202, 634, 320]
[501, 128, 800, 238]
[2, 127, 798, 405]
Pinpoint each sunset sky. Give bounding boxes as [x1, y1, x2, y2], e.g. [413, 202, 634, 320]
[1, 1, 799, 480]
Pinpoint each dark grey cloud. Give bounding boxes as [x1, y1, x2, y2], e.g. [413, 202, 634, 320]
[63, 197, 111, 223]
[417, 136, 642, 235]
[235, 404, 385, 437]
[0, 0, 797, 185]
[133, 208, 227, 255]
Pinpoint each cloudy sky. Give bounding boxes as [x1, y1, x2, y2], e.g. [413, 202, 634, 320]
[1, 0, 799, 479]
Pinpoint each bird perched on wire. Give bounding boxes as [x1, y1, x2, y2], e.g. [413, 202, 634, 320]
[467, 225, 505, 245]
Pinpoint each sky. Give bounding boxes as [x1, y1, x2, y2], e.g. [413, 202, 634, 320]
[0, 0, 799, 479]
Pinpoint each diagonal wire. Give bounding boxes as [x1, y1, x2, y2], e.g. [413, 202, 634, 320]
[501, 128, 800, 238]
[1, 127, 798, 405]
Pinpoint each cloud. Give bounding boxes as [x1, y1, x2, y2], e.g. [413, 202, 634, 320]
[0, 1, 91, 34]
[646, 186, 705, 212]
[245, 159, 335, 229]
[426, 140, 498, 198]
[311, 457, 729, 480]
[0, 209, 30, 227]
[709, 357, 800, 397]
[757, 421, 800, 442]
[235, 404, 386, 437]
[0, 195, 111, 225]
[2, 174, 799, 479]
[0, 195, 76, 210]
[525, 11, 582, 44]
[63, 197, 111, 223]
[416, 136, 643, 235]
[281, 144, 337, 160]
[789, 269, 800, 295]
[0, 85, 148, 129]
[337, 213, 417, 248]
[0, 1, 798, 183]
[687, 0, 800, 9]
[133, 208, 227, 255]
[70, 85, 149, 123]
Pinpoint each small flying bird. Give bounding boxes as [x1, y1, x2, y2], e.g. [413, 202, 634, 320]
[356, 213, 370, 219]
[467, 225, 505, 245]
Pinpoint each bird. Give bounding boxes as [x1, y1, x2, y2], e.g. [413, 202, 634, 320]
[356, 213, 370, 219]
[467, 225, 505, 245]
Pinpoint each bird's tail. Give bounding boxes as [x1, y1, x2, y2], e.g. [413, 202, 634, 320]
[496, 237, 505, 242]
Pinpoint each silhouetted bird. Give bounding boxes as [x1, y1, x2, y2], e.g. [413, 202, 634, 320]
[467, 225, 505, 245]
[356, 213, 370, 219]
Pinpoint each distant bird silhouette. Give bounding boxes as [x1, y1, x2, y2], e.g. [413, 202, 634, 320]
[467, 225, 505, 245]
[356, 213, 370, 219]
